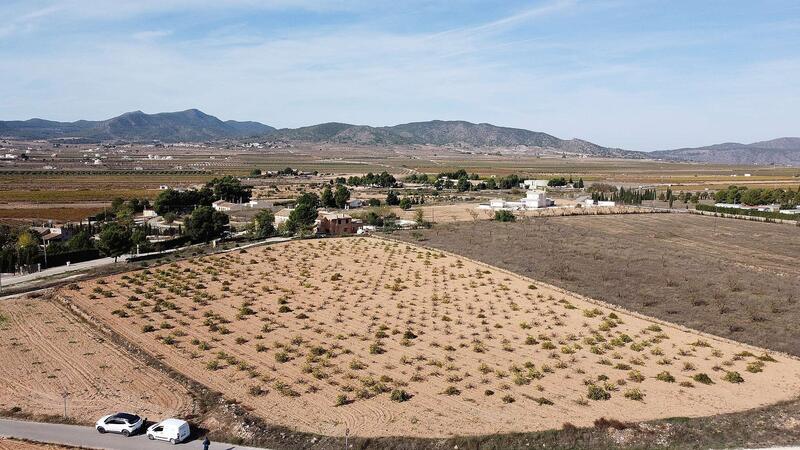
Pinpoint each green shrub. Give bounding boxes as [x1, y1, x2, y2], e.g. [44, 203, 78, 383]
[692, 373, 714, 385]
[723, 371, 744, 383]
[274, 351, 290, 363]
[443, 386, 461, 396]
[627, 370, 645, 382]
[587, 384, 611, 401]
[624, 388, 645, 401]
[655, 371, 675, 383]
[746, 361, 764, 373]
[390, 389, 412, 402]
[494, 210, 516, 222]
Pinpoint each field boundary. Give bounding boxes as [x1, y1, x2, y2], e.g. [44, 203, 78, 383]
[378, 234, 800, 363]
[688, 208, 799, 225]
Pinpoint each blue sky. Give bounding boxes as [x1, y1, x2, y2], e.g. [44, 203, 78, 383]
[1, 0, 798, 150]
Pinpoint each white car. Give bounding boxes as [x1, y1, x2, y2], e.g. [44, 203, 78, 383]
[95, 412, 144, 436]
[146, 418, 191, 444]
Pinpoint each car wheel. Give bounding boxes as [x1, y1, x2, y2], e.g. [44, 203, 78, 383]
[148, 434, 155, 440]
[169, 438, 176, 445]
[122, 430, 130, 437]
[97, 427, 106, 434]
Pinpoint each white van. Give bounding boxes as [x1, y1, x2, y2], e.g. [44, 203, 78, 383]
[146, 418, 191, 444]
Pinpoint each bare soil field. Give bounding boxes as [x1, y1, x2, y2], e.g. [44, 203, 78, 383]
[396, 214, 800, 356]
[61, 237, 800, 439]
[0, 207, 104, 223]
[0, 299, 192, 422]
[390, 203, 657, 224]
[0, 439, 79, 450]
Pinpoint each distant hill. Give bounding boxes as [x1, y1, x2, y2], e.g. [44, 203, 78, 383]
[0, 111, 640, 157]
[266, 120, 642, 158]
[0, 109, 275, 142]
[651, 138, 800, 165]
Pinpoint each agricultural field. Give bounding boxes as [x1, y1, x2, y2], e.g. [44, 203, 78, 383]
[0, 206, 105, 223]
[0, 298, 192, 422]
[397, 214, 800, 356]
[61, 237, 800, 438]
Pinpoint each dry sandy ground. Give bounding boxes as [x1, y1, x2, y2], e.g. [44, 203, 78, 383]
[0, 439, 78, 450]
[0, 299, 191, 423]
[62, 237, 800, 438]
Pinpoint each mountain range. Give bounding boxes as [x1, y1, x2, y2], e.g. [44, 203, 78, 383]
[0, 109, 275, 142]
[265, 120, 641, 158]
[0, 109, 797, 165]
[650, 138, 800, 165]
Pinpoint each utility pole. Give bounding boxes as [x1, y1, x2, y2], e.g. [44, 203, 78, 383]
[61, 391, 69, 419]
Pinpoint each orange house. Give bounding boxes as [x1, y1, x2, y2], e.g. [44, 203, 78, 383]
[317, 213, 362, 235]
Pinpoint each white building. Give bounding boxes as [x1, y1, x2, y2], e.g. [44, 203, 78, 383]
[523, 179, 549, 189]
[584, 199, 616, 207]
[274, 208, 294, 225]
[479, 189, 554, 211]
[212, 200, 235, 212]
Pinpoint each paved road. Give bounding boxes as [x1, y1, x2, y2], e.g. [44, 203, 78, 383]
[0, 418, 269, 450]
[1, 256, 119, 287]
[0, 236, 292, 290]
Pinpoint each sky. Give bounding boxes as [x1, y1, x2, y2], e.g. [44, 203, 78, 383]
[0, 0, 798, 150]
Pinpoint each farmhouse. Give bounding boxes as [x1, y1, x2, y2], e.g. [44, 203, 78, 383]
[345, 199, 366, 209]
[30, 226, 70, 243]
[522, 179, 549, 189]
[317, 212, 362, 235]
[212, 200, 238, 212]
[478, 189, 554, 210]
[274, 208, 294, 226]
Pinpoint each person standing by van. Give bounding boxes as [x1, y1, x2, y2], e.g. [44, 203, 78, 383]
[202, 436, 210, 450]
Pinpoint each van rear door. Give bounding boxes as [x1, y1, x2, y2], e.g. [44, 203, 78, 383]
[179, 423, 190, 441]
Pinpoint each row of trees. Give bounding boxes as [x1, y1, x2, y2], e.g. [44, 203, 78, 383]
[340, 171, 397, 187]
[153, 176, 252, 214]
[321, 184, 351, 209]
[591, 186, 657, 205]
[547, 176, 584, 188]
[714, 185, 800, 207]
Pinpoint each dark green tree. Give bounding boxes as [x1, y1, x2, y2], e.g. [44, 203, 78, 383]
[386, 191, 400, 206]
[206, 175, 251, 202]
[334, 184, 350, 209]
[66, 230, 94, 251]
[320, 186, 336, 208]
[185, 206, 229, 243]
[97, 223, 133, 262]
[285, 203, 318, 235]
[252, 209, 276, 238]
